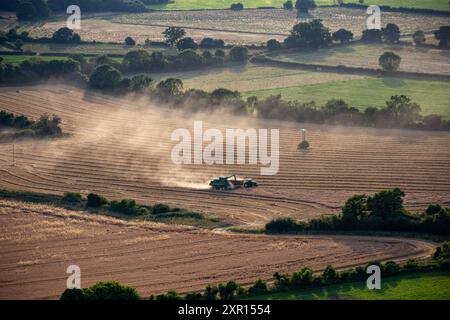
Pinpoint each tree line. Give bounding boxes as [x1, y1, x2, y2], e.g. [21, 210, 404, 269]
[2, 0, 173, 21]
[265, 188, 450, 235]
[266, 19, 450, 52]
[60, 242, 450, 300]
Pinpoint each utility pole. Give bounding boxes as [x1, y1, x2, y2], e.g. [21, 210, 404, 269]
[12, 143, 15, 166]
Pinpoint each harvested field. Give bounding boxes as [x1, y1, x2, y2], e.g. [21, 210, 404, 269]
[0, 86, 450, 226]
[20, 7, 450, 45]
[0, 200, 436, 299]
[144, 0, 450, 11]
[112, 8, 450, 38]
[271, 44, 450, 76]
[24, 18, 285, 45]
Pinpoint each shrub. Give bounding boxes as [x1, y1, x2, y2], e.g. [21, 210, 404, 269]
[200, 38, 225, 49]
[248, 279, 268, 295]
[89, 65, 122, 90]
[110, 199, 148, 215]
[283, 1, 293, 10]
[229, 45, 248, 62]
[52, 27, 81, 43]
[332, 28, 354, 44]
[362, 29, 382, 43]
[61, 281, 141, 300]
[322, 265, 338, 284]
[267, 39, 282, 51]
[176, 37, 198, 51]
[383, 261, 400, 275]
[413, 30, 426, 46]
[125, 36, 136, 46]
[155, 290, 182, 300]
[86, 193, 107, 207]
[382, 23, 400, 43]
[152, 203, 170, 214]
[266, 217, 303, 233]
[230, 3, 244, 10]
[61, 192, 82, 204]
[378, 51, 401, 72]
[214, 49, 225, 58]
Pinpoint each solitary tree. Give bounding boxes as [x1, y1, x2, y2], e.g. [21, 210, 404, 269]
[413, 30, 426, 46]
[295, 0, 316, 14]
[379, 51, 401, 72]
[289, 19, 332, 49]
[332, 28, 354, 44]
[52, 27, 80, 43]
[382, 23, 400, 43]
[162, 27, 185, 47]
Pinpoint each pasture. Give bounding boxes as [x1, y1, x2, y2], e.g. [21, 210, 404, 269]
[248, 271, 450, 300]
[155, 63, 450, 118]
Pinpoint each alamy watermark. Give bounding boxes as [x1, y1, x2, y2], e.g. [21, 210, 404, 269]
[66, 264, 81, 289]
[66, 5, 81, 30]
[171, 121, 279, 175]
[366, 5, 381, 30]
[366, 265, 381, 290]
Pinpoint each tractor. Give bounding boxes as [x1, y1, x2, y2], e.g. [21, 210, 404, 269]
[209, 175, 258, 190]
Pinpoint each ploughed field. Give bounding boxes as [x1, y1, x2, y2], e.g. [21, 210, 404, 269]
[0, 86, 450, 226]
[0, 200, 436, 299]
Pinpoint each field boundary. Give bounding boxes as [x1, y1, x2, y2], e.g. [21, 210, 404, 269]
[251, 54, 450, 82]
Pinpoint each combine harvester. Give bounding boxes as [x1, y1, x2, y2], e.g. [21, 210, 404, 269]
[209, 175, 258, 190]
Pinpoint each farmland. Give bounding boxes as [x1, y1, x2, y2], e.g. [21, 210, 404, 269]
[248, 271, 450, 300]
[113, 7, 450, 38]
[271, 44, 450, 75]
[0, 200, 436, 299]
[155, 64, 450, 118]
[0, 86, 450, 227]
[144, 0, 450, 11]
[21, 7, 450, 45]
[0, 54, 68, 64]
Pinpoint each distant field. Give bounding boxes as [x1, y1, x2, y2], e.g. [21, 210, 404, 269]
[113, 8, 450, 39]
[272, 44, 450, 76]
[0, 54, 68, 64]
[22, 7, 450, 45]
[155, 63, 450, 118]
[248, 271, 450, 300]
[154, 64, 363, 92]
[244, 76, 450, 118]
[19, 43, 172, 56]
[146, 0, 450, 11]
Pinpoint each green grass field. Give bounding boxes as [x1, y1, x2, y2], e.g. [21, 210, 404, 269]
[0, 55, 68, 64]
[248, 271, 450, 300]
[156, 63, 450, 118]
[19, 43, 174, 56]
[244, 76, 450, 118]
[146, 0, 450, 11]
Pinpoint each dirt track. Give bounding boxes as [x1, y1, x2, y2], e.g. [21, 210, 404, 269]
[0, 200, 436, 299]
[0, 86, 449, 226]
